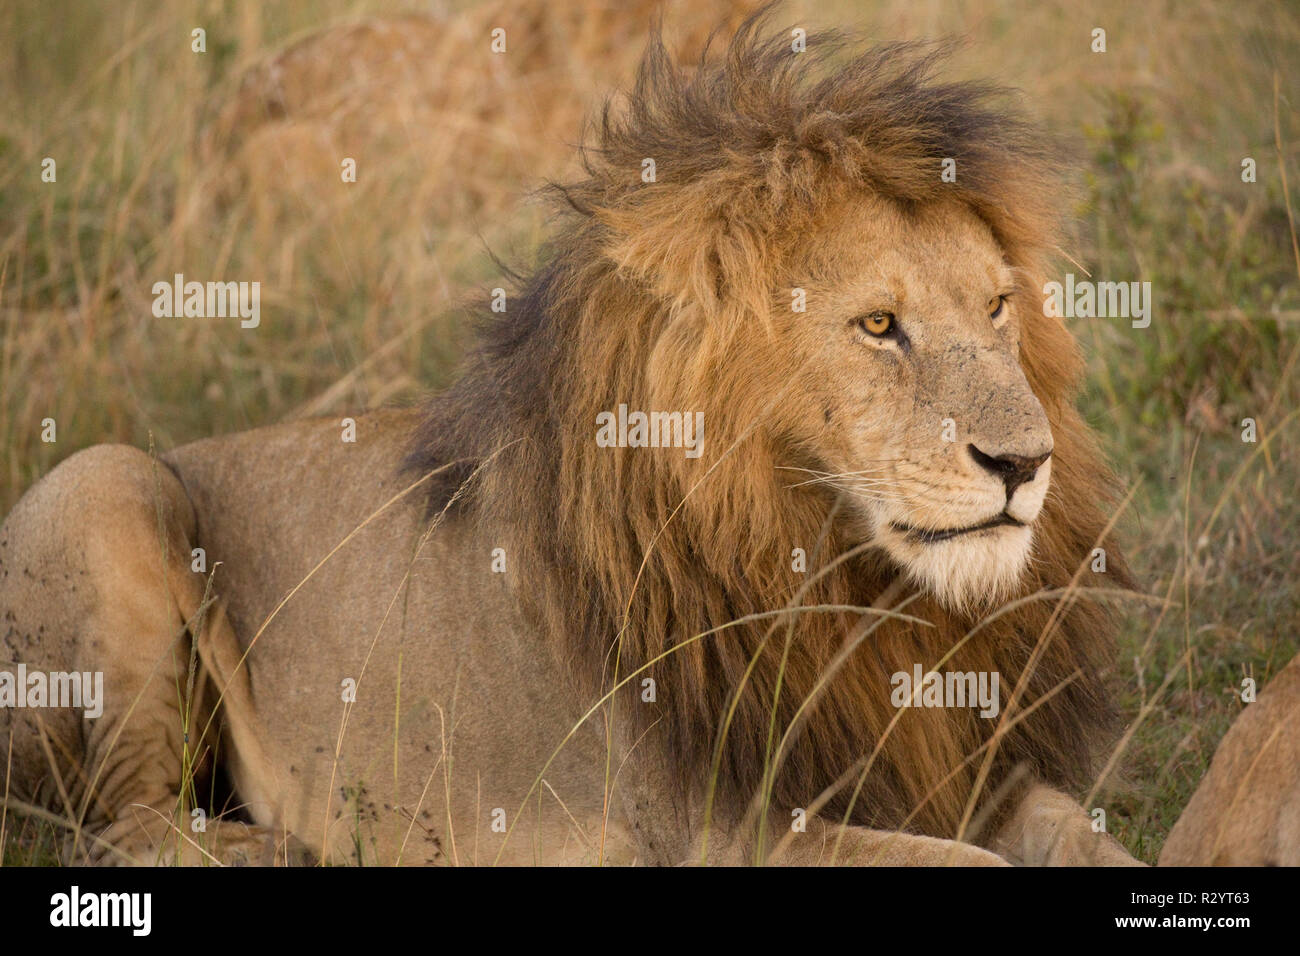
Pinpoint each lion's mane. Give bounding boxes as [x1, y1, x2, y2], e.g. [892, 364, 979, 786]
[409, 12, 1133, 841]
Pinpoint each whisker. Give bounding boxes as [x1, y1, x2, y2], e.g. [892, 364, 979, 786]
[786, 475, 898, 490]
[776, 465, 895, 480]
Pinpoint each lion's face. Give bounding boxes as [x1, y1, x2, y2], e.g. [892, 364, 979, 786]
[780, 197, 1054, 609]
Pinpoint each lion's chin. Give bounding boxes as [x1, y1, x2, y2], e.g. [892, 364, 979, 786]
[888, 523, 1035, 614]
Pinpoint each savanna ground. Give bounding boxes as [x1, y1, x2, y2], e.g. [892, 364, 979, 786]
[1, 0, 1297, 865]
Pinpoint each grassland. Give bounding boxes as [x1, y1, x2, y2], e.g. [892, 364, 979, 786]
[2, 0, 1298, 864]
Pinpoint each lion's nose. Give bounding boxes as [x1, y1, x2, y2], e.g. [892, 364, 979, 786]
[967, 444, 1051, 497]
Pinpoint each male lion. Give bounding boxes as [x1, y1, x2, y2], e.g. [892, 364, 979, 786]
[1, 18, 1141, 866]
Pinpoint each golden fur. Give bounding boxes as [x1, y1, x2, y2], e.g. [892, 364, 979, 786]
[0, 11, 1144, 866]
[410, 15, 1135, 841]
[1160, 653, 1300, 865]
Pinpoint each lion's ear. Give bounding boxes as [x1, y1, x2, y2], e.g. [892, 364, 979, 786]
[599, 178, 773, 323]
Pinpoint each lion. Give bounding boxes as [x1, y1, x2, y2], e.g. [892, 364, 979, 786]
[0, 16, 1143, 866]
[1159, 653, 1300, 866]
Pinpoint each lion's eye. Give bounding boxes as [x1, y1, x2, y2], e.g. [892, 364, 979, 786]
[857, 312, 895, 337]
[988, 295, 1006, 321]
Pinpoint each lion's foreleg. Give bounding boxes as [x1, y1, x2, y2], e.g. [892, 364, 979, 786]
[989, 784, 1143, 866]
[689, 816, 1009, 866]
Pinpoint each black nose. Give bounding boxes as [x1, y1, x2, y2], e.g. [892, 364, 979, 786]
[967, 444, 1051, 497]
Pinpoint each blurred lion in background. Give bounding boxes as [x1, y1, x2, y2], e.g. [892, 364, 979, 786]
[1160, 655, 1300, 866]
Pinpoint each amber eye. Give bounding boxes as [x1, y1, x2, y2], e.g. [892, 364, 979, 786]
[989, 295, 1006, 321]
[858, 312, 895, 337]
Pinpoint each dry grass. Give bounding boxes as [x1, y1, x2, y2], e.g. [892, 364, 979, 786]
[1, 0, 1298, 864]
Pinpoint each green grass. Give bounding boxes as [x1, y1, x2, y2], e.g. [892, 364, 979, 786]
[1, 0, 1298, 864]
[1070, 70, 1300, 860]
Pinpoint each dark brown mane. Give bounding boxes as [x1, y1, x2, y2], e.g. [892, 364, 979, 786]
[407, 9, 1133, 841]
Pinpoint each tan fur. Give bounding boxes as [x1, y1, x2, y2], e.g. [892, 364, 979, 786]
[1159, 653, 1300, 866]
[1, 13, 1141, 866]
[410, 15, 1136, 846]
